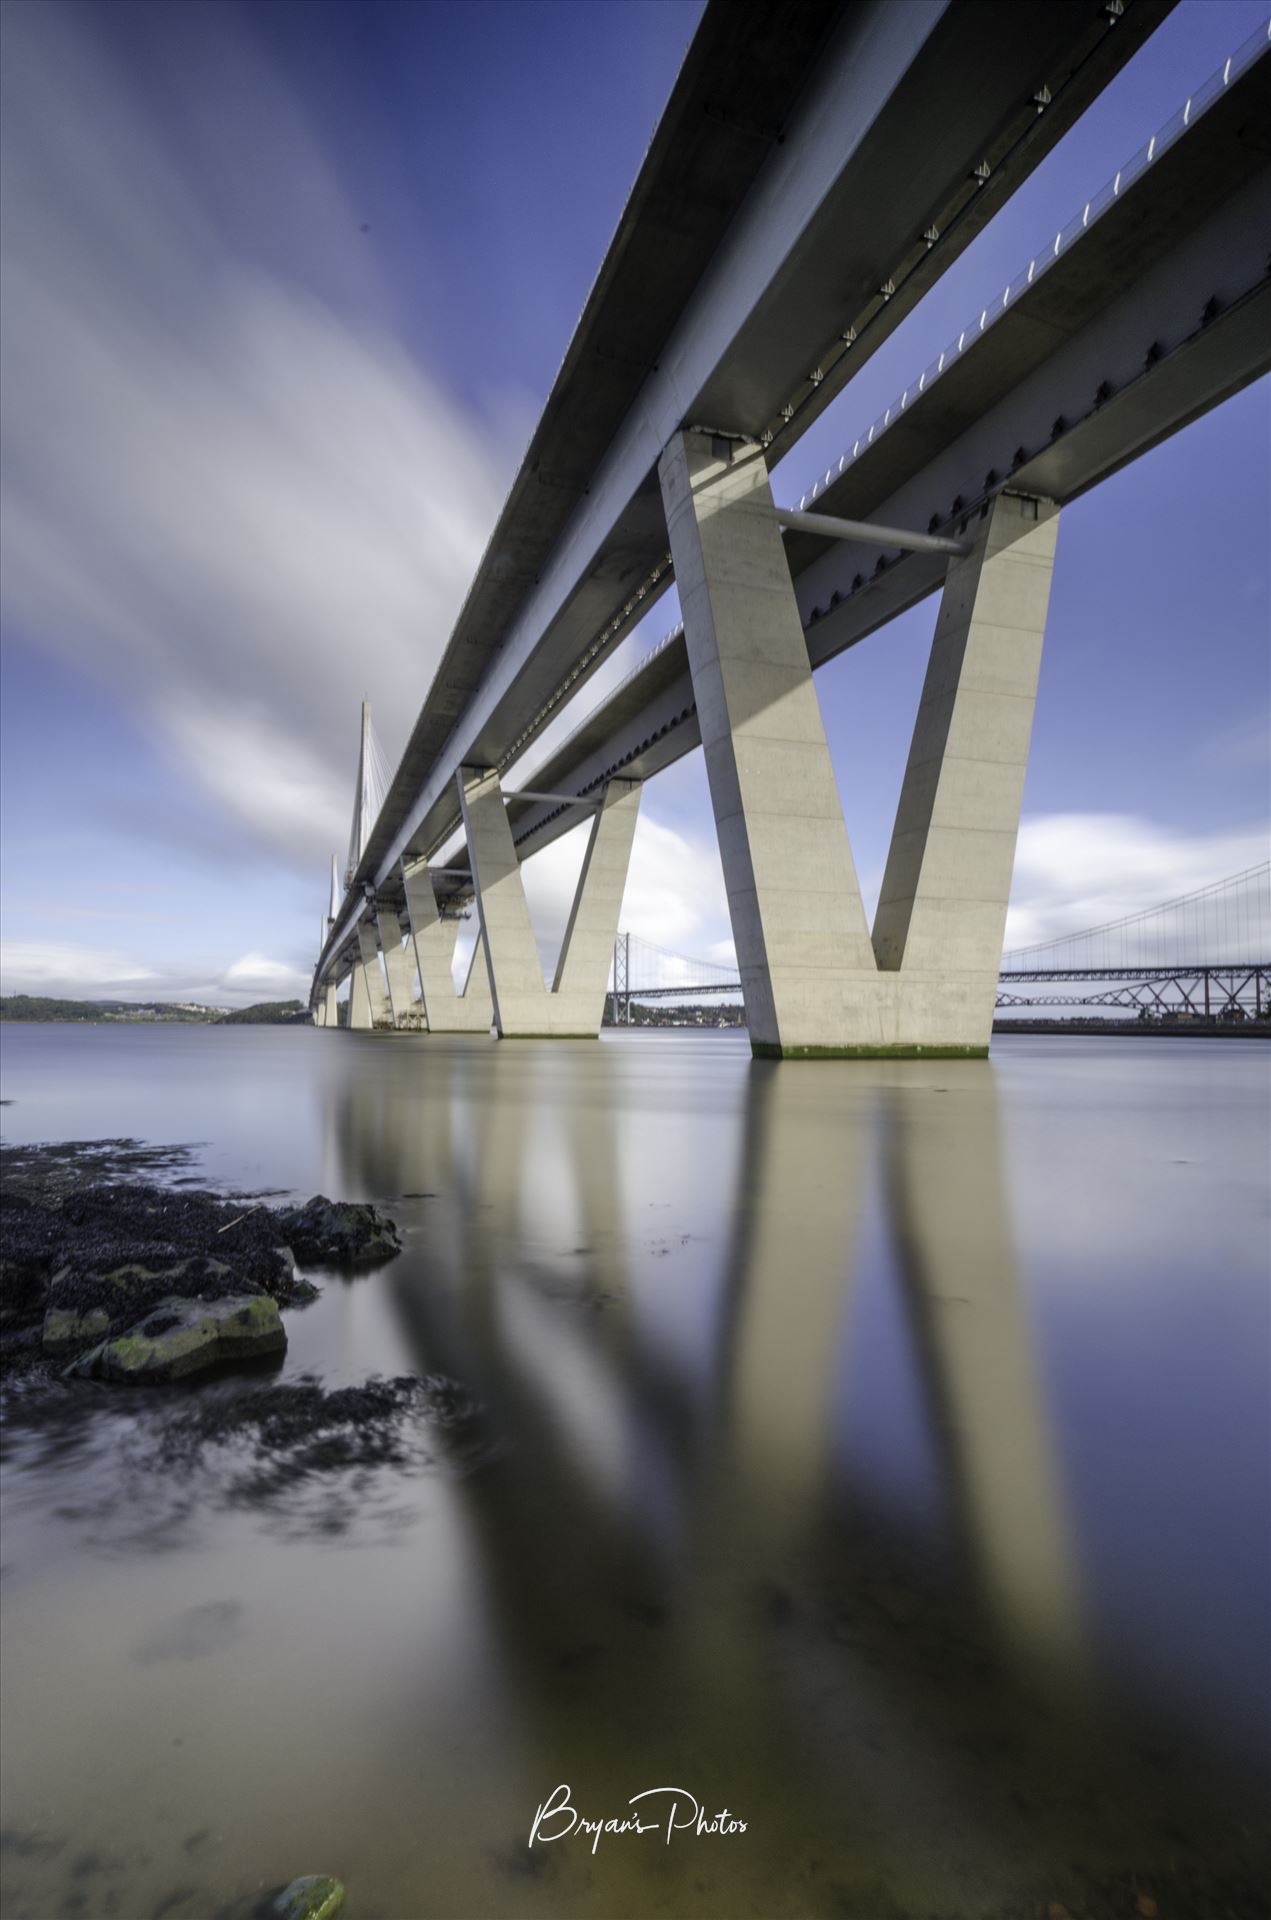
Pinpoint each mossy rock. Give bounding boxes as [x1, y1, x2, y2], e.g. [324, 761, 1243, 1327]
[42, 1305, 112, 1355]
[272, 1875, 346, 1920]
[74, 1293, 285, 1383]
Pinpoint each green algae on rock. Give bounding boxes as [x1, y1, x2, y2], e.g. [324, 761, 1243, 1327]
[271, 1873, 346, 1919]
[41, 1305, 112, 1355]
[1, 1141, 403, 1374]
[74, 1293, 285, 1383]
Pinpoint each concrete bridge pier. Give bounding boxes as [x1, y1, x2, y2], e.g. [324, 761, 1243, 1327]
[319, 981, 338, 1028]
[658, 428, 1058, 1057]
[458, 769, 641, 1037]
[353, 921, 393, 1029]
[401, 858, 494, 1033]
[347, 952, 372, 1030]
[374, 904, 417, 1027]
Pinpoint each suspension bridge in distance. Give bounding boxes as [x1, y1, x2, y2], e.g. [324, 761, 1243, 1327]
[607, 863, 1271, 1027]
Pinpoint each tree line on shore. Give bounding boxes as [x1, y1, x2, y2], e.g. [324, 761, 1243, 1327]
[0, 995, 309, 1025]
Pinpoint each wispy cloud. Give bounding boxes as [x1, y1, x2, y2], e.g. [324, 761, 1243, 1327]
[0, 0, 508, 871]
[1191, 714, 1271, 775]
[1004, 812, 1269, 950]
[1, 942, 160, 994]
[515, 810, 733, 982]
[0, 938, 310, 1007]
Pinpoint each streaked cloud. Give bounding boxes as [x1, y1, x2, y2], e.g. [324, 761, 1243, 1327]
[514, 809, 733, 981]
[0, 0, 508, 871]
[0, 939, 309, 1007]
[1005, 812, 1269, 951]
[1, 941, 160, 993]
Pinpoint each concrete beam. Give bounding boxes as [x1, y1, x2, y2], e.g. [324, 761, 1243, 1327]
[552, 779, 642, 1018]
[874, 494, 1058, 984]
[349, 0, 1166, 903]
[375, 905, 418, 1027]
[662, 435, 1059, 1055]
[347, 950, 373, 1031]
[337, 45, 1269, 919]
[460, 768, 548, 1037]
[355, 921, 393, 1029]
[460, 767, 641, 1037]
[771, 505, 970, 557]
[659, 428, 875, 1053]
[401, 859, 492, 1033]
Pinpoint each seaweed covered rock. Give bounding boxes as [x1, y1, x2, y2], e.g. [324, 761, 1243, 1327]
[0, 1142, 402, 1374]
[74, 1294, 285, 1384]
[271, 1875, 346, 1920]
[275, 1195, 401, 1268]
[42, 1305, 112, 1356]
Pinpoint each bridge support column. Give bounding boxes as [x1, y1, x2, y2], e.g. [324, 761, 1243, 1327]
[322, 981, 338, 1028]
[459, 768, 641, 1037]
[402, 859, 493, 1033]
[659, 429, 1058, 1056]
[347, 953, 373, 1030]
[659, 430, 876, 1055]
[375, 905, 418, 1027]
[872, 492, 1059, 1033]
[355, 921, 393, 1028]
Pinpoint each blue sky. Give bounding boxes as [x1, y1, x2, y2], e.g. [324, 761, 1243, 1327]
[1, 0, 1267, 1003]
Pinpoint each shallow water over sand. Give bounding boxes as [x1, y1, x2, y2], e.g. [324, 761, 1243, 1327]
[1, 1025, 1268, 1919]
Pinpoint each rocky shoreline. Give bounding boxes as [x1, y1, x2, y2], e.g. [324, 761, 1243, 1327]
[1, 1138, 401, 1382]
[0, 1140, 494, 1918]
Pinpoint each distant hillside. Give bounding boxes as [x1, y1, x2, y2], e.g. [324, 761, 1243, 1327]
[219, 1002, 309, 1025]
[0, 995, 309, 1025]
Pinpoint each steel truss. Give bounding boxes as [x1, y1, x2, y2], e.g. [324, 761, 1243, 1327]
[997, 965, 1267, 1017]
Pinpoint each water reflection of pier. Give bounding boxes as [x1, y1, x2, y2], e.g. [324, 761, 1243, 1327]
[326, 1041, 1264, 1908]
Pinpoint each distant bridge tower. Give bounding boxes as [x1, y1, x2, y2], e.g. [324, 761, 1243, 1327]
[611, 931, 631, 1026]
[344, 699, 390, 889]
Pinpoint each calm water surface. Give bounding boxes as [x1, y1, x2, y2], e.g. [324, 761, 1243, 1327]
[1, 1025, 1268, 1919]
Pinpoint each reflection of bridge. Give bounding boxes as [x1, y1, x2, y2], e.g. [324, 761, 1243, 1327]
[608, 864, 1271, 1023]
[320, 1041, 1267, 1895]
[312, 3, 1271, 1056]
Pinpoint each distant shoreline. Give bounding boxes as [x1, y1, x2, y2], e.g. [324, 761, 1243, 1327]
[993, 1019, 1270, 1039]
[0, 995, 308, 1026]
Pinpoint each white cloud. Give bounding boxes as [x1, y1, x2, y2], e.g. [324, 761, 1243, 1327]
[621, 813, 731, 954]
[223, 952, 311, 998]
[1193, 714, 1271, 774]
[510, 808, 732, 985]
[0, 2, 509, 871]
[1005, 813, 1269, 955]
[1, 942, 159, 994]
[160, 700, 351, 864]
[1, 940, 309, 1007]
[517, 807, 1268, 983]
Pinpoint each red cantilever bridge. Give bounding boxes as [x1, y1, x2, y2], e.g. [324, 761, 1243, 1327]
[609, 863, 1271, 1024]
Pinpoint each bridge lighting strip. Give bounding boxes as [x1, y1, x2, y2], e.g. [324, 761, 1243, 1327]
[793, 18, 1271, 515]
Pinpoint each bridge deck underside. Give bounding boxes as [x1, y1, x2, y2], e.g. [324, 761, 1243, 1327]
[314, 15, 1270, 1014]
[315, 0, 1186, 986]
[317, 40, 1270, 979]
